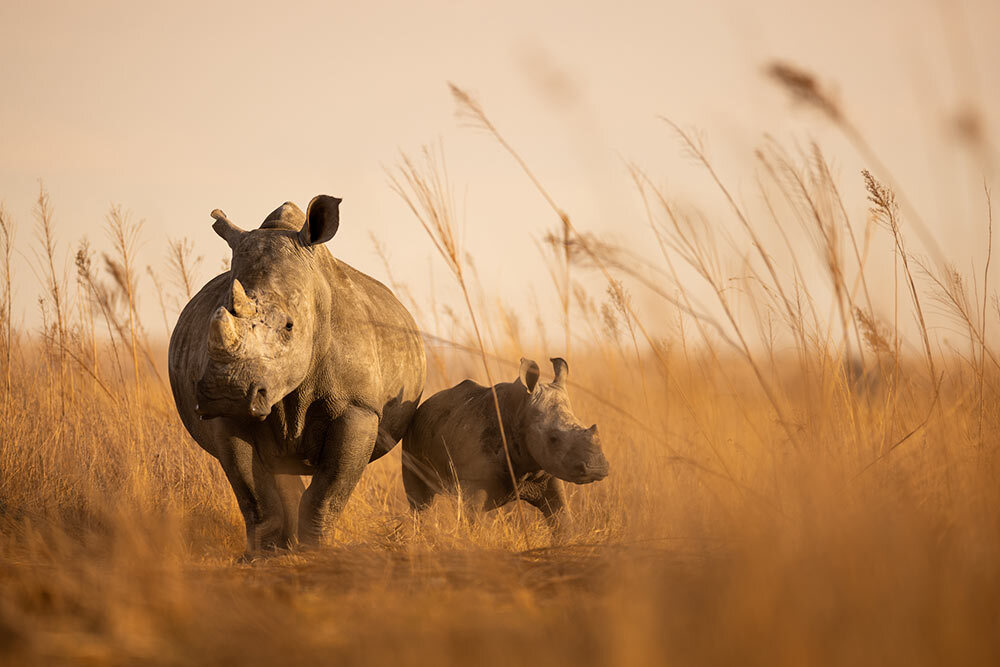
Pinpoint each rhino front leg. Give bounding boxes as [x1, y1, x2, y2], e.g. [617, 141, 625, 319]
[527, 477, 572, 539]
[215, 435, 287, 555]
[298, 406, 379, 546]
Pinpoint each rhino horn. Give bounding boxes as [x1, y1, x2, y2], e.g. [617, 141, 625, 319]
[208, 307, 240, 353]
[231, 279, 257, 318]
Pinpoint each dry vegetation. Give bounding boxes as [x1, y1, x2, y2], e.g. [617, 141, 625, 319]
[1, 71, 999, 666]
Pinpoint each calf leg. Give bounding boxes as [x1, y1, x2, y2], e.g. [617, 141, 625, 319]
[459, 487, 490, 525]
[299, 406, 379, 546]
[525, 477, 572, 539]
[215, 435, 287, 555]
[401, 451, 437, 511]
[275, 474, 305, 547]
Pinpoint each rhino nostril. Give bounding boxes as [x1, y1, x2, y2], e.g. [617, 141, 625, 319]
[248, 385, 270, 418]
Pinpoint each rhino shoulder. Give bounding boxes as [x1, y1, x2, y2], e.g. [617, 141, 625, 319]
[326, 256, 407, 310]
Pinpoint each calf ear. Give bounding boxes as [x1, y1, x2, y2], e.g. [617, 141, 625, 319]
[300, 195, 342, 246]
[550, 357, 569, 387]
[211, 209, 245, 249]
[518, 357, 540, 393]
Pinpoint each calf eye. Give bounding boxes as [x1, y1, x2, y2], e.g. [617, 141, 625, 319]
[285, 320, 294, 331]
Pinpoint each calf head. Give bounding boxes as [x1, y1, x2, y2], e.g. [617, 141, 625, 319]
[516, 357, 610, 484]
[194, 195, 341, 421]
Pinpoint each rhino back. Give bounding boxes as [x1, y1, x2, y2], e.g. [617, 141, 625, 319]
[405, 380, 527, 487]
[315, 253, 425, 435]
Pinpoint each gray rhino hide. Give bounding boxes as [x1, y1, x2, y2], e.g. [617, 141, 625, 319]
[168, 198, 425, 554]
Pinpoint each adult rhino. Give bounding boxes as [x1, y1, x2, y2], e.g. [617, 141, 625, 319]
[168, 196, 426, 555]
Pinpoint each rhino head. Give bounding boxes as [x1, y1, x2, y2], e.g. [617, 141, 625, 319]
[194, 195, 341, 421]
[516, 357, 610, 484]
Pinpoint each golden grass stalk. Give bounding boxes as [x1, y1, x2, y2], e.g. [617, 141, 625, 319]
[106, 206, 144, 410]
[74, 241, 100, 382]
[389, 145, 529, 537]
[445, 87, 777, 508]
[449, 83, 572, 355]
[768, 61, 947, 268]
[981, 185, 993, 442]
[0, 204, 13, 410]
[756, 142, 865, 368]
[631, 124, 802, 450]
[607, 280, 650, 414]
[863, 170, 937, 385]
[76, 243, 128, 390]
[33, 184, 68, 416]
[167, 237, 201, 302]
[147, 265, 171, 339]
[448, 84, 688, 372]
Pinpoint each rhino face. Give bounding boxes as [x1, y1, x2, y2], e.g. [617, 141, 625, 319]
[194, 196, 341, 421]
[518, 357, 610, 484]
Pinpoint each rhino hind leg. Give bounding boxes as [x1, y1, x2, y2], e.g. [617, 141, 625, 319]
[401, 452, 438, 511]
[460, 487, 490, 524]
[216, 435, 290, 555]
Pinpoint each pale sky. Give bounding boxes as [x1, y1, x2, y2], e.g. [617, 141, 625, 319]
[1, 0, 997, 350]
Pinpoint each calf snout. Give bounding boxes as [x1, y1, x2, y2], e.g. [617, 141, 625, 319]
[572, 451, 610, 484]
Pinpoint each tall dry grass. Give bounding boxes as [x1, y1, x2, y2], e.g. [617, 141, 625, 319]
[0, 70, 999, 666]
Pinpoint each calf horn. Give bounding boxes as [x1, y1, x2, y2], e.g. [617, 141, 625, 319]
[550, 357, 569, 387]
[231, 279, 257, 318]
[208, 307, 240, 354]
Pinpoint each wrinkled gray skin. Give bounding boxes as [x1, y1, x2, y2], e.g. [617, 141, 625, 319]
[402, 357, 609, 534]
[168, 196, 425, 555]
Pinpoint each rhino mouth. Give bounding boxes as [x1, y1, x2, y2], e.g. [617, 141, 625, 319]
[194, 382, 272, 421]
[564, 458, 610, 485]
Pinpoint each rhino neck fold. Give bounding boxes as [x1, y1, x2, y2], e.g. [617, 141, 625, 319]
[494, 381, 538, 474]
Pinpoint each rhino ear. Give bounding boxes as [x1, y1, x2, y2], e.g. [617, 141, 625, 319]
[518, 357, 540, 393]
[211, 209, 245, 249]
[550, 357, 569, 388]
[300, 195, 341, 246]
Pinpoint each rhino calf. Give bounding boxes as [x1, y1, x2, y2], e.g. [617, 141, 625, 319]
[402, 357, 609, 532]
